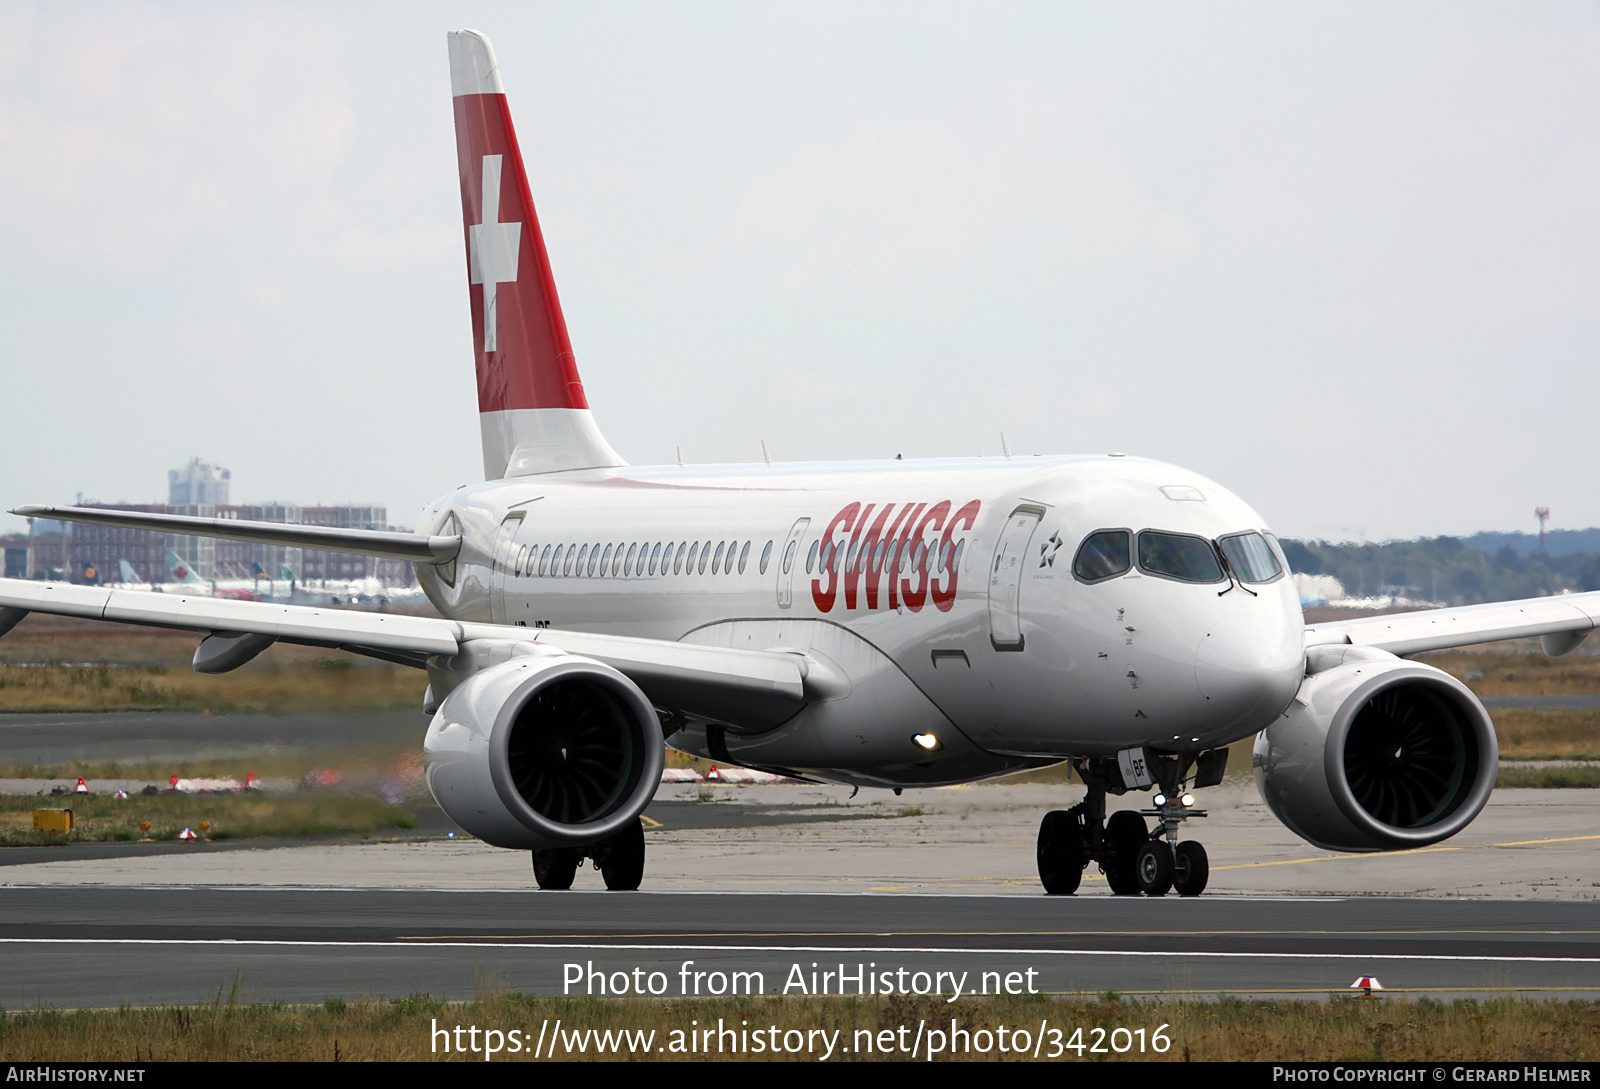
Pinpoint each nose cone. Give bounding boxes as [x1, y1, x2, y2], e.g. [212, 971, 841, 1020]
[1195, 616, 1302, 734]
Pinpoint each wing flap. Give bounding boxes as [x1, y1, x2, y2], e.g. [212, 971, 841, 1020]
[1304, 592, 1600, 656]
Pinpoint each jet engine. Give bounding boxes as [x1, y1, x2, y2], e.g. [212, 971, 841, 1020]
[423, 654, 665, 849]
[1253, 651, 1497, 853]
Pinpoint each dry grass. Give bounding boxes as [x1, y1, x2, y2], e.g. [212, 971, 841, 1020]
[0, 992, 1595, 1062]
[0, 748, 430, 791]
[1497, 766, 1600, 789]
[0, 612, 421, 713]
[1420, 647, 1600, 697]
[1488, 709, 1600, 760]
[0, 660, 421, 713]
[0, 791, 417, 844]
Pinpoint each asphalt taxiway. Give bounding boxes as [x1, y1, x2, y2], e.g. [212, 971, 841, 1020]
[1, 885, 1596, 1009]
[0, 777, 1596, 1007]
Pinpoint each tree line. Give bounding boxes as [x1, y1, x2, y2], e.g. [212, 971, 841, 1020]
[1280, 533, 1600, 605]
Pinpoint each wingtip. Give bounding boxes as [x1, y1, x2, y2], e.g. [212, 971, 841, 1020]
[8, 505, 47, 517]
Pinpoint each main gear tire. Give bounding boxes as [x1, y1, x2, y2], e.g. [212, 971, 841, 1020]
[532, 847, 579, 890]
[1103, 810, 1147, 896]
[1037, 809, 1087, 895]
[596, 818, 646, 891]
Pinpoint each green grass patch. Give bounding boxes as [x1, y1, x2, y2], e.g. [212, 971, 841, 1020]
[0, 747, 423, 785]
[0, 659, 421, 714]
[0, 791, 416, 844]
[0, 993, 1595, 1061]
[1495, 765, 1600, 789]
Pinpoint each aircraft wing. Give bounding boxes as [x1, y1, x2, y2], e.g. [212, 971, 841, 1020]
[1303, 591, 1600, 657]
[0, 579, 807, 718]
[9, 505, 460, 564]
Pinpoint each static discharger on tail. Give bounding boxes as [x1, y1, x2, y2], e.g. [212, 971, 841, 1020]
[6, 30, 1600, 896]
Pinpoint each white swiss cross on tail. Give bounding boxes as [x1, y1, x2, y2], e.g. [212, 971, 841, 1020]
[470, 154, 521, 353]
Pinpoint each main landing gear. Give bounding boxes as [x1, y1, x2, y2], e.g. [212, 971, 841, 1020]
[531, 818, 646, 891]
[1036, 748, 1226, 897]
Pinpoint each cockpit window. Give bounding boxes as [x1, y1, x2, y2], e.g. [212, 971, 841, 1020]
[1073, 530, 1131, 583]
[1137, 531, 1224, 584]
[1218, 531, 1284, 584]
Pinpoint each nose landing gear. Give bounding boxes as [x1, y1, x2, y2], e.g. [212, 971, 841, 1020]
[1135, 792, 1208, 897]
[1035, 747, 1225, 897]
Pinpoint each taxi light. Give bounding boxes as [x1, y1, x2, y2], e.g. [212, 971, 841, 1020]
[1181, 792, 1196, 807]
[1153, 793, 1166, 806]
[911, 733, 941, 751]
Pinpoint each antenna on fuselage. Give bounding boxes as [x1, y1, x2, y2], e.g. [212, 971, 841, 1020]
[761, 440, 771, 466]
[1000, 432, 1012, 459]
[676, 446, 684, 467]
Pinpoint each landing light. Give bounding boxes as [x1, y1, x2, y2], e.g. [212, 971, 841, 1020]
[1181, 793, 1195, 807]
[1153, 793, 1166, 806]
[912, 733, 942, 752]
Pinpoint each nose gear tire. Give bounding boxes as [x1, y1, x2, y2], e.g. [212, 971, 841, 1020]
[1135, 841, 1173, 896]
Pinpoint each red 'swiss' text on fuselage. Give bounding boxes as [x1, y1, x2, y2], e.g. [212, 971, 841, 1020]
[810, 499, 981, 614]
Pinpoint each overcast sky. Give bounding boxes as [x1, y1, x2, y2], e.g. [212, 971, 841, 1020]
[3, 2, 1597, 543]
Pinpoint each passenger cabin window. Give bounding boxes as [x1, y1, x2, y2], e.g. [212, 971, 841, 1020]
[1218, 531, 1284, 584]
[1137, 531, 1224, 584]
[1073, 530, 1131, 583]
[760, 540, 773, 574]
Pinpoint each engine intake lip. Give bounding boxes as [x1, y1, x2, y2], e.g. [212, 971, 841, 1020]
[486, 656, 663, 845]
[1323, 664, 1498, 848]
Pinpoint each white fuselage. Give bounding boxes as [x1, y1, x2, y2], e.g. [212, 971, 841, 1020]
[415, 453, 1305, 786]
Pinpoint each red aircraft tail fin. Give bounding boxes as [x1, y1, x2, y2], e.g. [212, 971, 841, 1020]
[448, 30, 624, 478]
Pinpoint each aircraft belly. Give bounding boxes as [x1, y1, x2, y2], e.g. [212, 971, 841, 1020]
[675, 618, 1018, 781]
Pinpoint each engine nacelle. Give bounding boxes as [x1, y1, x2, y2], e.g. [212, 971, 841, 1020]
[423, 654, 665, 849]
[1253, 654, 1498, 852]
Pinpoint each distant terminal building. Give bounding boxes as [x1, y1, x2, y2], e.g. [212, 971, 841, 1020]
[15, 459, 417, 588]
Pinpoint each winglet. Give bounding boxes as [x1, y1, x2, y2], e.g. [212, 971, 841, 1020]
[448, 30, 625, 479]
